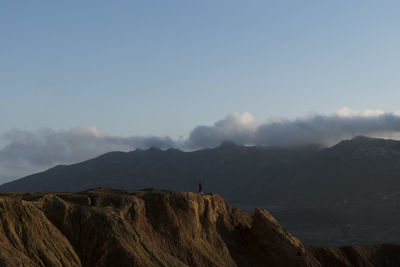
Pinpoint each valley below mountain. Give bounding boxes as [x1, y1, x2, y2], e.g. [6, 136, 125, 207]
[2, 136, 400, 246]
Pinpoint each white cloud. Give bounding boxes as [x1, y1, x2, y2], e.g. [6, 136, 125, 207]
[2, 107, 400, 182]
[0, 127, 180, 173]
[186, 107, 400, 148]
[334, 107, 385, 118]
[186, 112, 259, 148]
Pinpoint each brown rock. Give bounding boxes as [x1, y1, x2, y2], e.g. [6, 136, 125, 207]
[0, 188, 399, 266]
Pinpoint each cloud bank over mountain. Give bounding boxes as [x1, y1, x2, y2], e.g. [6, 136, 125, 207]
[2, 107, 400, 182]
[0, 127, 179, 183]
[188, 107, 400, 148]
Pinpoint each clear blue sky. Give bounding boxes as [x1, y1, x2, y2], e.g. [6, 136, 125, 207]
[2, 0, 400, 139]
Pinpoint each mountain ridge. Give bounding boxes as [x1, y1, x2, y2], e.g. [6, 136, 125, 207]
[3, 136, 400, 245]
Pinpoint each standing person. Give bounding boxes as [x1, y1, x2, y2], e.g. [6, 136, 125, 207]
[199, 181, 203, 194]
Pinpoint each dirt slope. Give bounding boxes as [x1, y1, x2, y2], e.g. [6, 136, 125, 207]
[0, 188, 398, 266]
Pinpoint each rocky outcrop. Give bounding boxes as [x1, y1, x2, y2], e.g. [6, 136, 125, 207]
[0, 198, 81, 266]
[0, 188, 399, 266]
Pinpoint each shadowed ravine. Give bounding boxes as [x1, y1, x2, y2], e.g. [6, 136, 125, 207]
[0, 188, 400, 266]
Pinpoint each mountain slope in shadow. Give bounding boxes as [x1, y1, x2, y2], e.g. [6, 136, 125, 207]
[3, 136, 400, 245]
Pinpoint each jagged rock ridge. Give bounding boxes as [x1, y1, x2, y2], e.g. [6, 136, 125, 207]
[0, 188, 399, 266]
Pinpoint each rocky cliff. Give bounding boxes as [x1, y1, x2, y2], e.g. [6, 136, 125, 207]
[5, 137, 400, 245]
[0, 188, 399, 266]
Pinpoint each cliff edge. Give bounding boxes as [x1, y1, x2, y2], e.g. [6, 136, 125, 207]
[0, 188, 399, 266]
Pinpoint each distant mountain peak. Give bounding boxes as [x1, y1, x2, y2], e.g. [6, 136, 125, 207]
[327, 135, 400, 159]
[219, 140, 239, 148]
[352, 135, 371, 140]
[332, 135, 377, 148]
[350, 135, 375, 142]
[144, 147, 163, 153]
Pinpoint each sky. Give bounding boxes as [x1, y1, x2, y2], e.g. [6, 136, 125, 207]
[1, 1, 400, 183]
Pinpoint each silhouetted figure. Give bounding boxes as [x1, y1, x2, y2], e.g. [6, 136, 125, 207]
[199, 181, 203, 194]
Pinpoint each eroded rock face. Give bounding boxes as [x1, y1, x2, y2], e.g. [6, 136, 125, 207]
[0, 198, 81, 266]
[0, 188, 399, 266]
